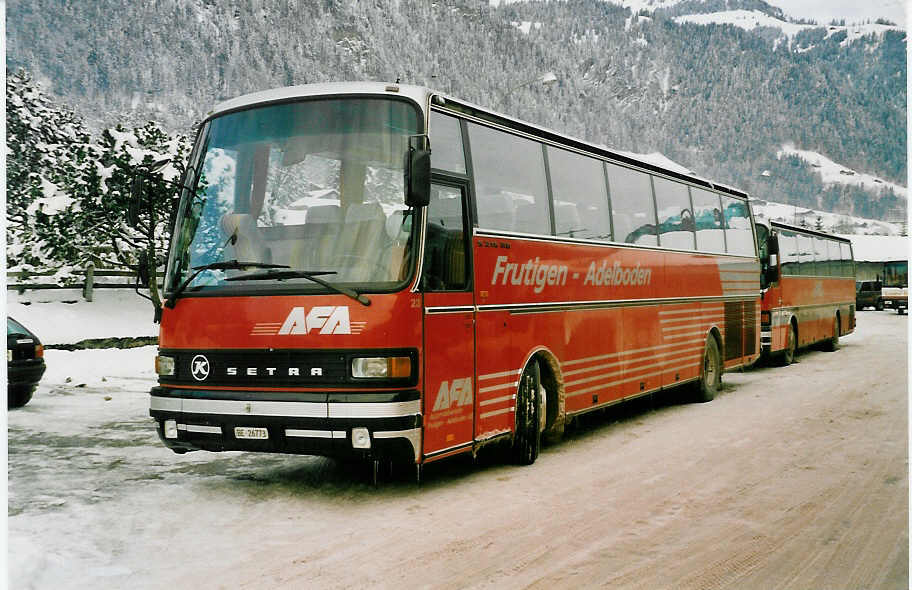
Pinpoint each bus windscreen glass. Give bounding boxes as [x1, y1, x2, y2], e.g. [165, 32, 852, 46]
[165, 97, 421, 295]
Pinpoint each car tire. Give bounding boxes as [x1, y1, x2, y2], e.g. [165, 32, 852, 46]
[8, 384, 35, 409]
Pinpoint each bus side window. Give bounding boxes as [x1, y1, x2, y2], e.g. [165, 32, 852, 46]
[814, 237, 830, 277]
[428, 111, 466, 174]
[653, 176, 696, 250]
[422, 184, 468, 291]
[691, 187, 725, 253]
[779, 231, 799, 276]
[796, 233, 815, 276]
[840, 242, 853, 277]
[467, 122, 549, 235]
[721, 196, 755, 256]
[605, 162, 657, 246]
[547, 146, 611, 240]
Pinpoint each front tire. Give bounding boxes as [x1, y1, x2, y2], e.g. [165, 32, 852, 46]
[875, 299, 884, 311]
[694, 336, 721, 403]
[512, 360, 541, 465]
[777, 323, 797, 366]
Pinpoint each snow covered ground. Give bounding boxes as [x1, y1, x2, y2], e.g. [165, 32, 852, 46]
[5, 296, 907, 589]
[7, 289, 158, 345]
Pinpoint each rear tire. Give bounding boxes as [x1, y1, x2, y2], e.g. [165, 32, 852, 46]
[512, 360, 541, 465]
[822, 316, 839, 352]
[8, 385, 35, 409]
[875, 299, 884, 311]
[694, 336, 721, 403]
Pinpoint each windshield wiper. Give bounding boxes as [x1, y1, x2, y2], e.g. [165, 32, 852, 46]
[225, 269, 371, 306]
[165, 260, 290, 309]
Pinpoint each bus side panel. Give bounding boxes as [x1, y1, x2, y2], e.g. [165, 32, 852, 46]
[779, 276, 855, 347]
[660, 253, 727, 386]
[562, 307, 625, 413]
[474, 308, 520, 440]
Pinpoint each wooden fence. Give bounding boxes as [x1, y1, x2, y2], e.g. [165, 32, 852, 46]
[6, 264, 156, 301]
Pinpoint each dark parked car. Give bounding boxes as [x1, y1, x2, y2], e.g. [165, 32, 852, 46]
[7, 317, 46, 408]
[856, 280, 883, 311]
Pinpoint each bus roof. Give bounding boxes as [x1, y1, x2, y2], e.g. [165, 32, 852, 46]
[207, 82, 431, 119]
[767, 220, 853, 243]
[207, 81, 748, 200]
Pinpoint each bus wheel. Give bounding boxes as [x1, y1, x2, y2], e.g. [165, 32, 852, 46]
[512, 360, 541, 465]
[777, 324, 797, 366]
[822, 316, 839, 352]
[694, 336, 721, 403]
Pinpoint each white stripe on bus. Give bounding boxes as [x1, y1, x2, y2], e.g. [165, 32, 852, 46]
[479, 394, 516, 407]
[563, 346, 703, 378]
[564, 351, 703, 389]
[478, 381, 519, 394]
[566, 357, 702, 398]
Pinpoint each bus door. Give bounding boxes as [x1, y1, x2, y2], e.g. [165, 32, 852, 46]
[421, 182, 475, 458]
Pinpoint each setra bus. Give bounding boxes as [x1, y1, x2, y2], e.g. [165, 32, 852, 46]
[756, 221, 856, 365]
[146, 82, 761, 476]
[881, 260, 908, 314]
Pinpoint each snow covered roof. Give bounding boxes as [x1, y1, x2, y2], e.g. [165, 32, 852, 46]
[838, 234, 910, 262]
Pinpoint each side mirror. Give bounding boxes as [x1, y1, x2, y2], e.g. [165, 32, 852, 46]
[768, 234, 779, 255]
[764, 254, 779, 284]
[405, 142, 431, 208]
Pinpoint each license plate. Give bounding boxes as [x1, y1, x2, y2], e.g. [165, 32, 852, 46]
[234, 427, 269, 440]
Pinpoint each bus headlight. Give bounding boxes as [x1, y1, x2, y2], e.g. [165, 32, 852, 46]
[351, 356, 411, 379]
[155, 355, 175, 376]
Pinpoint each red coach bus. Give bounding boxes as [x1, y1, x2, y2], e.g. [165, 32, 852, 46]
[147, 82, 761, 476]
[757, 221, 855, 365]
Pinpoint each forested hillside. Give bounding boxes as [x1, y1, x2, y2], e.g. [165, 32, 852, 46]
[6, 0, 906, 220]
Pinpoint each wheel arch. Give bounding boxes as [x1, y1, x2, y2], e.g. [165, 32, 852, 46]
[518, 346, 564, 440]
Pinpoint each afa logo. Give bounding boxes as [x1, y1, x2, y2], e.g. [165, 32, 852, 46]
[432, 377, 473, 411]
[279, 306, 351, 335]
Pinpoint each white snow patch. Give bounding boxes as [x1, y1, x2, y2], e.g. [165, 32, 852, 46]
[511, 21, 542, 34]
[7, 289, 159, 345]
[777, 144, 907, 198]
[674, 9, 904, 45]
[674, 10, 817, 39]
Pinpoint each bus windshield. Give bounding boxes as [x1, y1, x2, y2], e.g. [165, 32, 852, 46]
[883, 261, 908, 288]
[165, 97, 421, 295]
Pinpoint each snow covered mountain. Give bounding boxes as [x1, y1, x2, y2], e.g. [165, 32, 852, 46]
[6, 0, 906, 222]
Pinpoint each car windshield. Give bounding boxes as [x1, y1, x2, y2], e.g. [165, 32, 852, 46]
[165, 97, 421, 295]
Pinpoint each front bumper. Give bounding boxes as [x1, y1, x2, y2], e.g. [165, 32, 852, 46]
[149, 387, 422, 462]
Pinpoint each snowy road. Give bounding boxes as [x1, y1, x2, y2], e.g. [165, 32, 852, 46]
[8, 311, 908, 589]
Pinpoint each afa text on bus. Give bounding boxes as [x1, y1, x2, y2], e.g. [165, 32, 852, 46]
[136, 83, 763, 480]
